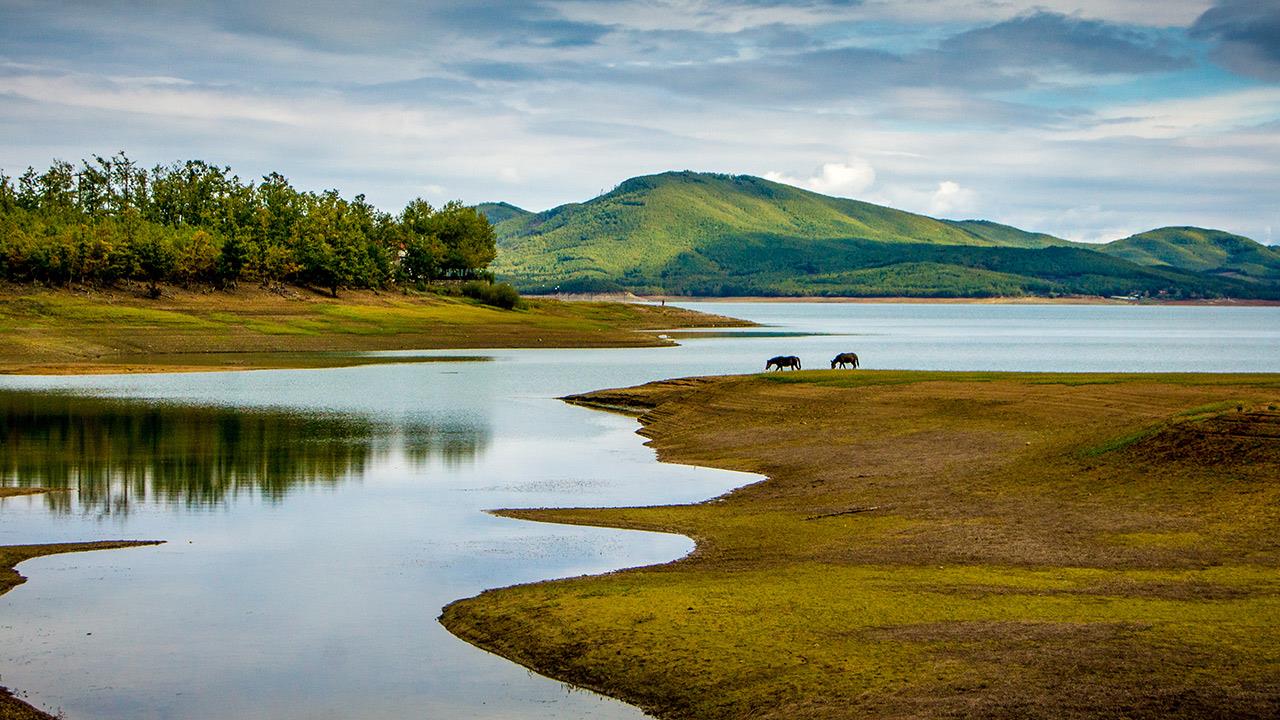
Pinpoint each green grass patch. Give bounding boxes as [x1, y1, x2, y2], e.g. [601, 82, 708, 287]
[445, 372, 1280, 719]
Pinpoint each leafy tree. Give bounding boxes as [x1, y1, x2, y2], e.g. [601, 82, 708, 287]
[398, 199, 443, 283]
[37, 160, 77, 216]
[173, 230, 219, 286]
[128, 227, 176, 297]
[432, 201, 497, 278]
[0, 172, 14, 213]
[216, 233, 248, 287]
[0, 153, 502, 294]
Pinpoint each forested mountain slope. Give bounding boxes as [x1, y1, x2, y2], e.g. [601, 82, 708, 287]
[492, 172, 1278, 299]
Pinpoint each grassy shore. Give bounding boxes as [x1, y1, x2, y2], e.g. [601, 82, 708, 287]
[0, 488, 162, 720]
[0, 283, 748, 374]
[442, 371, 1280, 719]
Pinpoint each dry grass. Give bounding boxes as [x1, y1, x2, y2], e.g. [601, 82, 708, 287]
[442, 371, 1280, 719]
[0, 283, 748, 374]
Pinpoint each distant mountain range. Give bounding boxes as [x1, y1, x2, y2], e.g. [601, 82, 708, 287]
[481, 172, 1280, 299]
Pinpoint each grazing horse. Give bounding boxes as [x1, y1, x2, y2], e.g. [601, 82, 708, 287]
[831, 352, 859, 369]
[766, 355, 802, 371]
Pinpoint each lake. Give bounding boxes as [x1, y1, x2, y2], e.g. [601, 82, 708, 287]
[2, 302, 1278, 719]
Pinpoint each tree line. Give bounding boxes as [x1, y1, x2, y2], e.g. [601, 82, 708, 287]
[0, 152, 497, 296]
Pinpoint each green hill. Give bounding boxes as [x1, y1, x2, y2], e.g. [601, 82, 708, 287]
[476, 202, 531, 225]
[943, 219, 1081, 249]
[1098, 227, 1280, 282]
[492, 172, 1279, 299]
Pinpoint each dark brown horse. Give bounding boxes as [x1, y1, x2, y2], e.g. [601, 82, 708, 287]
[766, 355, 801, 371]
[831, 352, 859, 369]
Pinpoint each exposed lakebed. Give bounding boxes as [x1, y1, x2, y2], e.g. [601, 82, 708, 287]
[1, 302, 1278, 719]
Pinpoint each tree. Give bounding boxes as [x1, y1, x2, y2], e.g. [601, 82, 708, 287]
[0, 172, 14, 213]
[173, 230, 219, 286]
[293, 191, 352, 296]
[398, 199, 443, 283]
[432, 201, 496, 278]
[37, 160, 77, 216]
[128, 227, 175, 297]
[0, 153, 505, 293]
[216, 233, 248, 287]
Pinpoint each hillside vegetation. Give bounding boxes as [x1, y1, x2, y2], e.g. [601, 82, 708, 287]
[492, 172, 1280, 299]
[1099, 227, 1280, 281]
[476, 202, 532, 225]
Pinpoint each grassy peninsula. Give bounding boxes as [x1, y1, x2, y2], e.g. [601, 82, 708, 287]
[0, 154, 751, 374]
[442, 371, 1280, 719]
[0, 283, 746, 374]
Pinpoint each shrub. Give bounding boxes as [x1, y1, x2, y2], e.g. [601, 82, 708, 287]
[461, 280, 523, 310]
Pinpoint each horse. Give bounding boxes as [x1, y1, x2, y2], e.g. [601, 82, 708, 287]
[831, 352, 859, 369]
[766, 355, 801, 371]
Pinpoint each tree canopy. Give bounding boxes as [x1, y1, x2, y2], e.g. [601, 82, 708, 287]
[0, 153, 497, 295]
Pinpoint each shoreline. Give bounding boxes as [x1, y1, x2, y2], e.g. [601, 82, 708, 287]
[647, 295, 1280, 306]
[0, 299, 752, 716]
[0, 488, 163, 720]
[442, 370, 1280, 719]
[530, 291, 1280, 306]
[0, 283, 752, 375]
[0, 354, 495, 377]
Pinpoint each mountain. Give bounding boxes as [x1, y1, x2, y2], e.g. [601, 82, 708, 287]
[491, 172, 1279, 299]
[1097, 227, 1280, 282]
[476, 202, 532, 225]
[943, 219, 1081, 249]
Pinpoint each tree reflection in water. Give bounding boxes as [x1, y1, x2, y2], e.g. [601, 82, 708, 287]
[0, 391, 489, 514]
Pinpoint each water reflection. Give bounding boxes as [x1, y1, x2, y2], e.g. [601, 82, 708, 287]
[0, 391, 489, 513]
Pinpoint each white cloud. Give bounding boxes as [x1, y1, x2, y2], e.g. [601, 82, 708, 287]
[860, 178, 977, 218]
[550, 0, 865, 33]
[552, 0, 1214, 32]
[927, 180, 975, 215]
[2, 34, 1277, 245]
[764, 158, 876, 197]
[1062, 88, 1280, 141]
[854, 0, 1213, 28]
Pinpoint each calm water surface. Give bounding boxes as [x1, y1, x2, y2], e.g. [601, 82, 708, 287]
[1, 302, 1277, 719]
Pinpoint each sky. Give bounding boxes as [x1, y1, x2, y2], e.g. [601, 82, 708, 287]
[1, 0, 1277, 243]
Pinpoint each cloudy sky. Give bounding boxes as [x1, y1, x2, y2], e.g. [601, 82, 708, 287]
[1, 0, 1277, 243]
